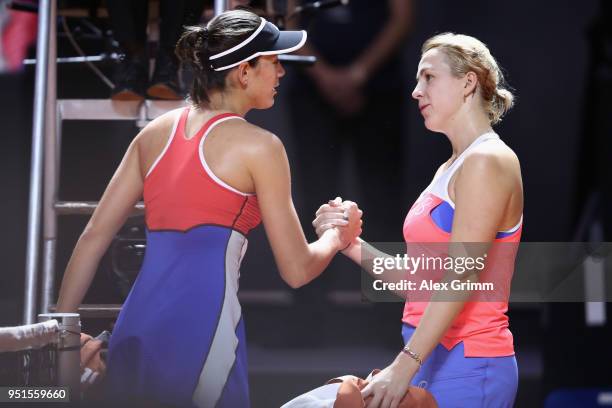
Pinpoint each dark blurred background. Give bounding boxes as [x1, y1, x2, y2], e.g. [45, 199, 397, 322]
[0, 0, 611, 406]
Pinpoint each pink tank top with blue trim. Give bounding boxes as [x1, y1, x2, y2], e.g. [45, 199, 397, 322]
[402, 132, 522, 357]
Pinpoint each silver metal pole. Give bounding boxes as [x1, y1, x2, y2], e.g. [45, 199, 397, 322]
[24, 0, 52, 324]
[214, 0, 229, 16]
[38, 313, 81, 401]
[41, 0, 58, 315]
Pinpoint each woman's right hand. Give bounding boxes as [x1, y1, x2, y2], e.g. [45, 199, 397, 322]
[313, 197, 363, 248]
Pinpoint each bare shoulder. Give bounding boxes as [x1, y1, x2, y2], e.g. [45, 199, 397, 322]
[226, 120, 282, 145]
[462, 138, 520, 179]
[220, 119, 285, 157]
[133, 108, 182, 146]
[454, 138, 522, 199]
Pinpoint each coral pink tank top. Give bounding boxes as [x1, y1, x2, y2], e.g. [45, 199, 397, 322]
[402, 132, 522, 357]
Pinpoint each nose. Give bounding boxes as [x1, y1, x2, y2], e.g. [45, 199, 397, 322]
[412, 83, 423, 100]
[277, 62, 286, 78]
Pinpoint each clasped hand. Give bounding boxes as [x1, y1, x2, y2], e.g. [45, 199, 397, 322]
[312, 197, 363, 250]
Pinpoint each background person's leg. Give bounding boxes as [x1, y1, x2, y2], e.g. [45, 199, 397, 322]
[149, 0, 206, 99]
[106, 0, 149, 100]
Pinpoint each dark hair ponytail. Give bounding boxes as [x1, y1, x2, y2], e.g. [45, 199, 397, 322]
[175, 10, 262, 106]
[176, 25, 212, 106]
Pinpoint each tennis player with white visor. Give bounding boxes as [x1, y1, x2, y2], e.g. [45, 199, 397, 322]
[54, 9, 364, 408]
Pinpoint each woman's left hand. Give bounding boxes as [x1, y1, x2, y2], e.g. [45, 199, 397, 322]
[361, 359, 415, 408]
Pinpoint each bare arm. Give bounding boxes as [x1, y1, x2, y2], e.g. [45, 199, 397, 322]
[55, 135, 145, 312]
[361, 152, 516, 407]
[403, 152, 512, 364]
[246, 131, 361, 289]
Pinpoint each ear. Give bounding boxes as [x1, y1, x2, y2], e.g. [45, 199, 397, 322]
[236, 62, 251, 88]
[463, 71, 478, 97]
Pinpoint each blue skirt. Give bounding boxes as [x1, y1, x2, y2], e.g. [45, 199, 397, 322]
[402, 324, 518, 408]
